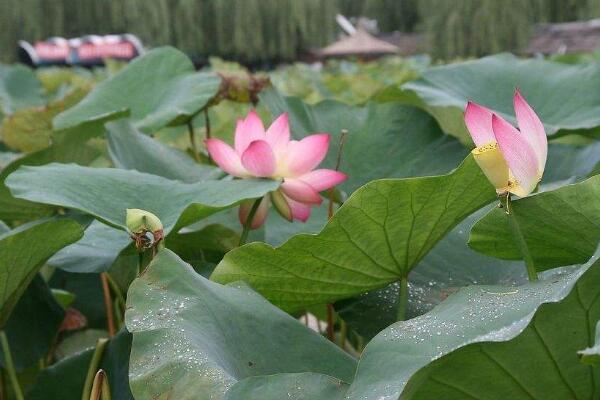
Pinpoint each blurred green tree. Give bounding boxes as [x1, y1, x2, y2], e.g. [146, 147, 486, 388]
[1, 0, 599, 63]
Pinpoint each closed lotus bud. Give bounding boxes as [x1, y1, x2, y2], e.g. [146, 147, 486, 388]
[126, 208, 163, 234]
[126, 208, 164, 250]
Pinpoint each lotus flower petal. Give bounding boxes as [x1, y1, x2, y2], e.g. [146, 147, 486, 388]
[298, 169, 347, 192]
[265, 112, 290, 156]
[238, 196, 270, 229]
[271, 189, 292, 221]
[514, 90, 547, 172]
[464, 102, 495, 147]
[205, 138, 248, 177]
[471, 143, 510, 194]
[241, 140, 277, 177]
[492, 114, 540, 196]
[283, 194, 312, 222]
[281, 178, 322, 205]
[283, 133, 330, 176]
[234, 110, 266, 154]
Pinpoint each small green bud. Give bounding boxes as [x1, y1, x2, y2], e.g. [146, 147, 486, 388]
[126, 209, 165, 252]
[126, 209, 163, 234]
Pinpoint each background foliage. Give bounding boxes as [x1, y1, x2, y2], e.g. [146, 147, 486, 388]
[3, 0, 600, 63]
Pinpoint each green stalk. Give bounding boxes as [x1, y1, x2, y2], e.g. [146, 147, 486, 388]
[396, 275, 409, 321]
[187, 120, 201, 163]
[105, 274, 126, 313]
[89, 370, 111, 400]
[100, 273, 115, 338]
[204, 108, 214, 165]
[0, 331, 23, 400]
[1, 368, 7, 400]
[356, 335, 365, 353]
[504, 194, 538, 282]
[238, 198, 263, 246]
[339, 320, 348, 349]
[326, 304, 335, 342]
[137, 252, 144, 275]
[113, 301, 123, 331]
[81, 338, 109, 400]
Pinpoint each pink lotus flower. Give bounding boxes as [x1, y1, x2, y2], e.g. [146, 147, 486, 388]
[464, 90, 547, 197]
[205, 111, 347, 229]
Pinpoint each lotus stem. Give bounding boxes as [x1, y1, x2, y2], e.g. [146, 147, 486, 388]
[204, 108, 211, 140]
[187, 119, 201, 163]
[1, 369, 7, 400]
[81, 338, 109, 400]
[327, 129, 348, 219]
[105, 274, 126, 315]
[504, 194, 538, 281]
[238, 197, 262, 246]
[326, 304, 336, 342]
[100, 273, 115, 338]
[339, 320, 348, 349]
[0, 331, 23, 400]
[137, 252, 144, 275]
[204, 108, 213, 165]
[113, 301, 123, 332]
[396, 275, 409, 321]
[324, 131, 349, 344]
[89, 370, 111, 400]
[356, 335, 365, 353]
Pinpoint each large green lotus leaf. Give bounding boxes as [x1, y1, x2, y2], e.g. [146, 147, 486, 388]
[264, 204, 329, 247]
[0, 64, 45, 115]
[579, 321, 600, 366]
[0, 151, 21, 170]
[27, 329, 133, 400]
[402, 54, 600, 142]
[211, 156, 496, 312]
[337, 141, 599, 334]
[125, 250, 356, 400]
[336, 207, 526, 340]
[53, 47, 221, 133]
[168, 224, 240, 277]
[469, 175, 600, 271]
[259, 89, 468, 193]
[345, 140, 600, 322]
[0, 276, 64, 370]
[1, 87, 88, 152]
[0, 123, 103, 222]
[543, 142, 600, 184]
[344, 249, 600, 400]
[106, 119, 223, 182]
[336, 137, 597, 335]
[0, 220, 9, 234]
[224, 373, 348, 400]
[6, 163, 279, 234]
[48, 220, 131, 273]
[0, 219, 83, 327]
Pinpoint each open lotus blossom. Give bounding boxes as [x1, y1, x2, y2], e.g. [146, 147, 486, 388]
[464, 90, 547, 197]
[205, 110, 347, 229]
